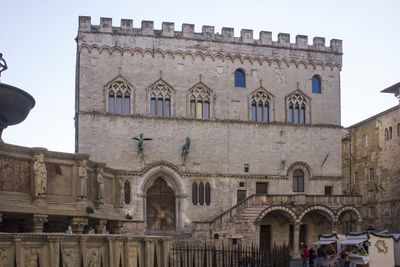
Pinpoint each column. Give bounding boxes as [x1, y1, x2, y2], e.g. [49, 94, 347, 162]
[293, 221, 300, 258]
[32, 214, 48, 233]
[331, 220, 338, 234]
[356, 221, 362, 232]
[108, 236, 115, 267]
[144, 238, 153, 267]
[70, 217, 88, 234]
[94, 219, 107, 234]
[162, 238, 171, 267]
[13, 238, 22, 267]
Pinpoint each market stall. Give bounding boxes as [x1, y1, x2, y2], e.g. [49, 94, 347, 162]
[312, 234, 344, 267]
[339, 233, 369, 267]
[368, 232, 395, 267]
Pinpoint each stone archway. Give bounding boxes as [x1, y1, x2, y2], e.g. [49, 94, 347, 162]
[138, 163, 186, 232]
[256, 206, 297, 252]
[335, 206, 363, 233]
[146, 177, 175, 230]
[298, 206, 335, 248]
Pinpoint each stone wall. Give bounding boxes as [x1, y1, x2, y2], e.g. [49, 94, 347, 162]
[342, 106, 400, 230]
[0, 233, 170, 267]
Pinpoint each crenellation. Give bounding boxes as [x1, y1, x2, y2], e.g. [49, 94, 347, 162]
[202, 25, 215, 40]
[121, 19, 133, 33]
[330, 39, 342, 53]
[295, 35, 308, 49]
[78, 16, 91, 32]
[162, 22, 175, 37]
[78, 17, 342, 53]
[313, 37, 326, 50]
[259, 31, 272, 45]
[278, 33, 290, 45]
[182, 23, 195, 38]
[141, 20, 154, 35]
[240, 29, 254, 44]
[100, 17, 112, 33]
[221, 27, 234, 41]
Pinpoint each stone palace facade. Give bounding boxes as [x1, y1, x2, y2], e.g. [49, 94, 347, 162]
[0, 16, 364, 259]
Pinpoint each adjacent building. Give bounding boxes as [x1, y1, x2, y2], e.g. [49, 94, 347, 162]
[342, 83, 400, 230]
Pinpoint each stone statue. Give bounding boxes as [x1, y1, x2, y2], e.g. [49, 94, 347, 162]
[78, 159, 87, 198]
[132, 133, 152, 158]
[33, 154, 47, 197]
[115, 176, 124, 206]
[96, 168, 104, 201]
[181, 136, 191, 161]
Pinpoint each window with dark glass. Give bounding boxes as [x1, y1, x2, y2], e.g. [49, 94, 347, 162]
[234, 69, 246, 88]
[189, 83, 212, 120]
[287, 94, 307, 124]
[148, 81, 173, 117]
[324, 186, 332, 195]
[250, 90, 271, 122]
[199, 182, 205, 205]
[192, 182, 198, 205]
[293, 169, 305, 192]
[192, 181, 211, 206]
[150, 93, 170, 117]
[107, 80, 131, 115]
[205, 182, 211, 205]
[398, 123, 400, 136]
[311, 75, 321, 94]
[124, 181, 131, 204]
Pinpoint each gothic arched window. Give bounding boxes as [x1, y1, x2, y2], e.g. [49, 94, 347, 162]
[192, 182, 198, 205]
[287, 93, 307, 124]
[234, 69, 246, 88]
[107, 80, 131, 114]
[199, 182, 205, 205]
[250, 90, 272, 122]
[311, 75, 321, 94]
[397, 123, 400, 137]
[124, 181, 131, 204]
[293, 169, 305, 192]
[192, 181, 211, 206]
[189, 83, 212, 119]
[149, 80, 173, 117]
[205, 182, 211, 206]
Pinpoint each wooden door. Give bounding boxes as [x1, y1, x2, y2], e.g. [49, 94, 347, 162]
[147, 177, 175, 230]
[237, 190, 247, 203]
[259, 225, 271, 252]
[256, 182, 268, 194]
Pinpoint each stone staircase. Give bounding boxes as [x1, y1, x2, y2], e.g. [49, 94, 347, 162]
[236, 206, 268, 223]
[205, 193, 363, 233]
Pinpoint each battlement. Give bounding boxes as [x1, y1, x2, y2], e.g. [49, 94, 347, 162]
[78, 16, 342, 53]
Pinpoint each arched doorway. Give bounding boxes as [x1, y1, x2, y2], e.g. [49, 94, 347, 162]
[146, 177, 176, 231]
[258, 209, 296, 252]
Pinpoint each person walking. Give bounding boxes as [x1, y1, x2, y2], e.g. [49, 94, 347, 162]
[301, 244, 310, 267]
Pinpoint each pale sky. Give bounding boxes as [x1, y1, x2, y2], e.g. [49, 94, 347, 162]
[2, 0, 399, 153]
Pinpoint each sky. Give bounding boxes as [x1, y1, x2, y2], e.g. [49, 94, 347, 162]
[2, 0, 399, 153]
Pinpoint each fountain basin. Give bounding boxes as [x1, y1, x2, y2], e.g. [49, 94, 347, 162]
[0, 82, 35, 130]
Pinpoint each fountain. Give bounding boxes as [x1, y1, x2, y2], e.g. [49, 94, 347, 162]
[0, 53, 35, 141]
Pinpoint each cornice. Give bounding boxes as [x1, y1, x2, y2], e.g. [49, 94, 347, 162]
[78, 111, 343, 130]
[78, 44, 342, 71]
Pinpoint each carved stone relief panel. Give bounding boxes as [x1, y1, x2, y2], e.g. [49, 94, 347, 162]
[47, 163, 73, 196]
[0, 156, 30, 193]
[62, 248, 78, 267]
[86, 248, 101, 267]
[0, 247, 12, 267]
[128, 244, 139, 267]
